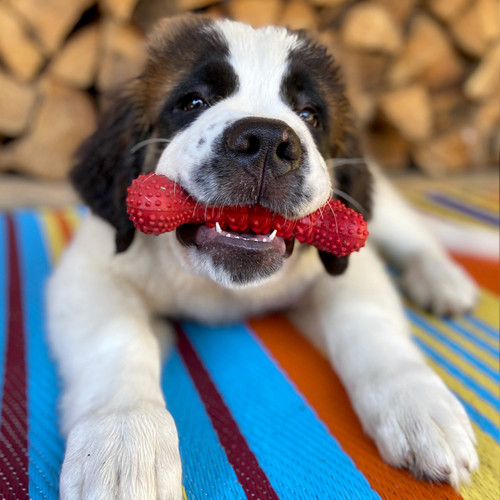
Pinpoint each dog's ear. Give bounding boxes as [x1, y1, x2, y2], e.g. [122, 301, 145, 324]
[319, 114, 373, 276]
[70, 89, 151, 253]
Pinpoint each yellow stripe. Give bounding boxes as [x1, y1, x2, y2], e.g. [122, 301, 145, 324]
[412, 308, 499, 372]
[461, 425, 500, 500]
[455, 317, 499, 352]
[473, 291, 500, 330]
[406, 193, 493, 230]
[412, 325, 499, 404]
[442, 185, 499, 214]
[39, 208, 65, 266]
[420, 354, 499, 438]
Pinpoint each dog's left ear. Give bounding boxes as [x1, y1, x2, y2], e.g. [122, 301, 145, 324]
[319, 115, 373, 276]
[70, 88, 151, 253]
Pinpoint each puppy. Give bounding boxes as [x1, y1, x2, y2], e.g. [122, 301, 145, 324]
[47, 15, 479, 499]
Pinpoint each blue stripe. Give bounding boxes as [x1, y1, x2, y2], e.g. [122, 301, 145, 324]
[445, 318, 499, 358]
[414, 337, 500, 429]
[465, 315, 499, 339]
[15, 210, 63, 500]
[459, 398, 500, 442]
[408, 309, 499, 383]
[182, 321, 381, 500]
[427, 191, 499, 226]
[0, 215, 7, 417]
[162, 350, 246, 500]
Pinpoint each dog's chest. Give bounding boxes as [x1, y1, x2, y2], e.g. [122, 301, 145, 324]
[127, 238, 323, 323]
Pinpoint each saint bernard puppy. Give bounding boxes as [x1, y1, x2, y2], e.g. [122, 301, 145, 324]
[47, 14, 479, 499]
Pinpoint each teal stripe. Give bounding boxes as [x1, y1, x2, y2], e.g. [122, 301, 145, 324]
[445, 318, 499, 357]
[414, 336, 500, 440]
[0, 215, 7, 417]
[459, 399, 500, 443]
[183, 321, 381, 500]
[162, 350, 246, 499]
[15, 210, 63, 499]
[408, 309, 499, 383]
[466, 315, 499, 339]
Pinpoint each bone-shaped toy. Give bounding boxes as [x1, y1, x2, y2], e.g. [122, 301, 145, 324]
[126, 173, 369, 257]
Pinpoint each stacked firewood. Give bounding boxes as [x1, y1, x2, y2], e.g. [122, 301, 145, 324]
[0, 0, 498, 179]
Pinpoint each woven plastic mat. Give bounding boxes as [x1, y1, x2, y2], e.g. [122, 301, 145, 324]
[0, 180, 498, 499]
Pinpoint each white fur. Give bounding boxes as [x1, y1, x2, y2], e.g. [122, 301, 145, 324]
[48, 18, 479, 499]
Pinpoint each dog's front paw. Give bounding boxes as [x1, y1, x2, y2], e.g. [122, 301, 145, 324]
[400, 252, 478, 316]
[359, 370, 478, 488]
[60, 405, 183, 500]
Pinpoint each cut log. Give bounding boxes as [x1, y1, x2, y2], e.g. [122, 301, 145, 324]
[341, 3, 402, 54]
[96, 21, 146, 92]
[10, 0, 95, 55]
[340, 49, 391, 91]
[389, 14, 465, 89]
[451, 0, 500, 57]
[413, 129, 473, 174]
[99, 0, 140, 21]
[464, 44, 500, 101]
[226, 0, 283, 28]
[373, 0, 417, 24]
[473, 96, 500, 167]
[345, 83, 376, 125]
[176, 0, 222, 10]
[49, 24, 100, 89]
[364, 120, 411, 171]
[424, 0, 470, 23]
[430, 88, 468, 134]
[280, 0, 318, 32]
[308, 0, 350, 6]
[379, 85, 433, 141]
[0, 3, 44, 82]
[0, 71, 38, 136]
[0, 79, 96, 179]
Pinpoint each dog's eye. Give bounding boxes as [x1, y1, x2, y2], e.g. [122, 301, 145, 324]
[298, 107, 320, 128]
[179, 93, 208, 112]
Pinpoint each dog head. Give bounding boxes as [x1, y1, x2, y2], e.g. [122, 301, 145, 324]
[71, 15, 372, 288]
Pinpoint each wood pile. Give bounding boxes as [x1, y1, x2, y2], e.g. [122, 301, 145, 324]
[0, 0, 498, 179]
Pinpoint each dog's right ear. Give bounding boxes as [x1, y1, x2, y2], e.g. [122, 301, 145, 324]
[70, 88, 151, 253]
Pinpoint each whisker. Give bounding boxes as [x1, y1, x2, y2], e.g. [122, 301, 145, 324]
[130, 138, 171, 155]
[331, 188, 367, 218]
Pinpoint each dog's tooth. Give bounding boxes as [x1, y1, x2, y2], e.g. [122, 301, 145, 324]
[262, 238, 267, 242]
[268, 229, 277, 241]
[216, 222, 222, 233]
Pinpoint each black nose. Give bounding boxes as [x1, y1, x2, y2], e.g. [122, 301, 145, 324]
[224, 118, 302, 175]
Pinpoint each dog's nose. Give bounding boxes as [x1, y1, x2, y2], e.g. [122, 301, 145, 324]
[224, 118, 302, 175]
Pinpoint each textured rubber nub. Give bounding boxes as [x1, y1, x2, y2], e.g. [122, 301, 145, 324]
[126, 173, 369, 257]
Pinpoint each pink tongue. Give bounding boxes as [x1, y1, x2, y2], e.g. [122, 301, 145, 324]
[195, 225, 286, 254]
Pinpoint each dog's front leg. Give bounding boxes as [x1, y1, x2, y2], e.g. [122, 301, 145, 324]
[291, 246, 478, 488]
[47, 249, 183, 499]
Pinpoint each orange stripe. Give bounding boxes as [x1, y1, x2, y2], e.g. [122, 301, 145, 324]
[250, 314, 463, 500]
[54, 210, 74, 245]
[450, 253, 499, 296]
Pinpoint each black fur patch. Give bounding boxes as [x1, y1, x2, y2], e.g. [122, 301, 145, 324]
[70, 94, 150, 252]
[70, 16, 235, 253]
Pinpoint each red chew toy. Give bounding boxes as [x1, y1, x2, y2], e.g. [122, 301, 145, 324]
[126, 173, 369, 257]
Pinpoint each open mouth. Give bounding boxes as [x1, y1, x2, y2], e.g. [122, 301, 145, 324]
[176, 222, 295, 257]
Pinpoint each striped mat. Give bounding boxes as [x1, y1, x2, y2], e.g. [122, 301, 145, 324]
[0, 180, 498, 499]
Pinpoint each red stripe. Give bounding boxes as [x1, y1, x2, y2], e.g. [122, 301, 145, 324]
[0, 216, 29, 498]
[174, 323, 279, 500]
